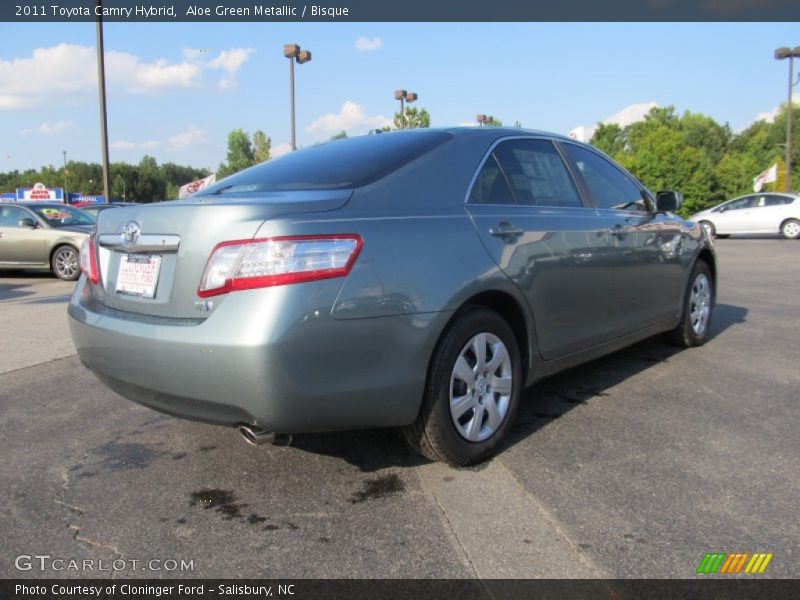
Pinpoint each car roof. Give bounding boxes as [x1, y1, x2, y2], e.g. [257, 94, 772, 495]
[13, 202, 76, 208]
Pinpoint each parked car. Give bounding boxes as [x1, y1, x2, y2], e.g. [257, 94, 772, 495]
[691, 192, 800, 239]
[68, 128, 716, 465]
[0, 202, 94, 280]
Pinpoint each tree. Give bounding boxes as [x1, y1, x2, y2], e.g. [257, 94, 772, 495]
[330, 130, 348, 141]
[393, 106, 431, 129]
[484, 116, 503, 127]
[218, 129, 255, 179]
[252, 130, 272, 163]
[591, 123, 626, 157]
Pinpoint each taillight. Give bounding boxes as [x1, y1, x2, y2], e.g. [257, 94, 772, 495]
[198, 234, 362, 298]
[79, 237, 99, 284]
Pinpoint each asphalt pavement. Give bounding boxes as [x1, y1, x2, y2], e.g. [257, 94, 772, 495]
[0, 238, 798, 579]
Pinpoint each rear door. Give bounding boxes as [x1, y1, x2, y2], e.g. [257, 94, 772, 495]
[559, 142, 685, 336]
[465, 137, 613, 360]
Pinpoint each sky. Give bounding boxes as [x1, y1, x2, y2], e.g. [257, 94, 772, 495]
[1, 22, 798, 175]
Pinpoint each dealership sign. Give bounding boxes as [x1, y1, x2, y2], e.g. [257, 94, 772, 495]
[15, 183, 64, 202]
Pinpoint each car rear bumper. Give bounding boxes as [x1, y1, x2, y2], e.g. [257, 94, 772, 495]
[68, 277, 444, 433]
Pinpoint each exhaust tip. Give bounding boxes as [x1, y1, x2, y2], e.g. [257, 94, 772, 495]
[238, 424, 275, 446]
[238, 425, 292, 447]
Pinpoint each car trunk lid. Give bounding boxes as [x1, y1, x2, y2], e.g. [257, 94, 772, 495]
[91, 190, 351, 319]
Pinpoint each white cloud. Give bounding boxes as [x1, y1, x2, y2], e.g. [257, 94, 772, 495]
[165, 125, 205, 150]
[208, 48, 253, 74]
[354, 37, 382, 52]
[747, 92, 800, 128]
[306, 101, 392, 138]
[569, 102, 658, 141]
[271, 142, 293, 158]
[111, 125, 206, 152]
[20, 120, 75, 136]
[0, 44, 252, 110]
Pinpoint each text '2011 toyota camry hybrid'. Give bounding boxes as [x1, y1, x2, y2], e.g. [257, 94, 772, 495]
[68, 128, 716, 465]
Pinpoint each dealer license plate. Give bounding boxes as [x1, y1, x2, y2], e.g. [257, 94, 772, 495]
[116, 254, 161, 299]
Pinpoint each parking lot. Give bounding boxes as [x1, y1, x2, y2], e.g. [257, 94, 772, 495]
[1, 238, 798, 579]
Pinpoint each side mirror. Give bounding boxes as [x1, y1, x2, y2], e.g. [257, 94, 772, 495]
[656, 190, 683, 213]
[18, 217, 37, 228]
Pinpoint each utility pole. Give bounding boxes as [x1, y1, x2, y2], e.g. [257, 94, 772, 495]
[96, 0, 111, 202]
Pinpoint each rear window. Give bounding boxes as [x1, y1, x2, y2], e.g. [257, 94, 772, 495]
[201, 131, 452, 194]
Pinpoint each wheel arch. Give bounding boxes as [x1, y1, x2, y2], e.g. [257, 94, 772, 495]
[435, 289, 533, 387]
[779, 217, 800, 236]
[696, 247, 717, 292]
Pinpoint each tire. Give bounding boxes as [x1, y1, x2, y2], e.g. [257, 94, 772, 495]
[402, 307, 522, 466]
[781, 219, 800, 240]
[51, 245, 80, 281]
[664, 261, 714, 348]
[699, 221, 715, 239]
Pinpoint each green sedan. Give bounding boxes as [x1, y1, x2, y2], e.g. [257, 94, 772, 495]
[0, 202, 94, 280]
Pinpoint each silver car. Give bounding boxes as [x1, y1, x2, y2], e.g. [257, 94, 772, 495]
[68, 128, 716, 465]
[0, 202, 94, 280]
[691, 192, 800, 239]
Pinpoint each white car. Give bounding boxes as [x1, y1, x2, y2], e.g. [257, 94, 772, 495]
[691, 193, 800, 239]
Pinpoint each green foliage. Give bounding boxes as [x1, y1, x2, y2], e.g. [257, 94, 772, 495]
[330, 130, 348, 140]
[218, 129, 255, 179]
[252, 130, 272, 163]
[589, 104, 800, 217]
[393, 106, 431, 129]
[484, 116, 503, 127]
[0, 157, 208, 203]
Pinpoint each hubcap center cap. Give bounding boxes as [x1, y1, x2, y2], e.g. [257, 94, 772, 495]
[475, 377, 488, 395]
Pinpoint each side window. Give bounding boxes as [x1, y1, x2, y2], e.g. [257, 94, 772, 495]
[563, 144, 647, 211]
[468, 155, 515, 205]
[765, 195, 793, 206]
[725, 196, 755, 211]
[0, 206, 26, 227]
[492, 139, 582, 208]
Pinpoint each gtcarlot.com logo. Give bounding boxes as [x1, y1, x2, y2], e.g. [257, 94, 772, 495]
[15, 554, 194, 572]
[696, 552, 773, 574]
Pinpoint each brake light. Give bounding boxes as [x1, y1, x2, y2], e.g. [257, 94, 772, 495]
[198, 234, 362, 298]
[79, 237, 99, 284]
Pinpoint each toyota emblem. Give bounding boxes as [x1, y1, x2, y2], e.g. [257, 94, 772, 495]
[122, 222, 141, 247]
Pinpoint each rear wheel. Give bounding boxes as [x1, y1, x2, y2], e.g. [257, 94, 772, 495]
[51, 245, 80, 281]
[665, 261, 714, 348]
[781, 219, 800, 239]
[402, 307, 522, 466]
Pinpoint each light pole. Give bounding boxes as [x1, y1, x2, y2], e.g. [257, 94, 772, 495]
[394, 90, 418, 129]
[62, 150, 68, 202]
[775, 46, 800, 192]
[284, 44, 312, 151]
[96, 0, 111, 202]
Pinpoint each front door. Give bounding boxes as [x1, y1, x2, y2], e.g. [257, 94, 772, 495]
[0, 205, 46, 265]
[559, 142, 685, 336]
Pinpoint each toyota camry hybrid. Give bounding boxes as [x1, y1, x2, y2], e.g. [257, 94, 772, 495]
[68, 128, 716, 465]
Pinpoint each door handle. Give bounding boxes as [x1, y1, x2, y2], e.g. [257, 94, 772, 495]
[489, 221, 523, 241]
[610, 224, 626, 238]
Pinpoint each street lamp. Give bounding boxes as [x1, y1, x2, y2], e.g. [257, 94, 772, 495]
[775, 46, 800, 192]
[96, 0, 111, 203]
[284, 44, 312, 151]
[394, 90, 418, 130]
[476, 114, 494, 127]
[62, 150, 68, 201]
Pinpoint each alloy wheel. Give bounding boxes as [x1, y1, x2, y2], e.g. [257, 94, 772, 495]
[54, 247, 78, 280]
[449, 332, 513, 442]
[689, 273, 711, 335]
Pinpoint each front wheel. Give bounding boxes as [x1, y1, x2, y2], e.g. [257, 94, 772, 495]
[402, 307, 522, 466]
[665, 261, 714, 348]
[51, 245, 80, 281]
[781, 219, 800, 239]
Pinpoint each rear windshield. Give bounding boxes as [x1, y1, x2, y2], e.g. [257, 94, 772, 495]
[200, 130, 452, 194]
